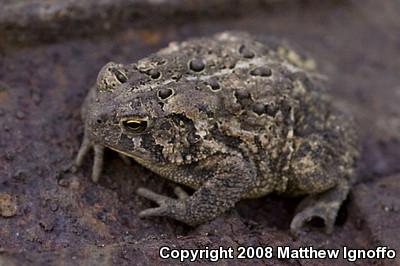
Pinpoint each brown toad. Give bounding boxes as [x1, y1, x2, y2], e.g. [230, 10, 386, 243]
[76, 31, 359, 234]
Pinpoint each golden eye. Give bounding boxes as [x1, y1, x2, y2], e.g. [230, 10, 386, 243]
[122, 119, 148, 133]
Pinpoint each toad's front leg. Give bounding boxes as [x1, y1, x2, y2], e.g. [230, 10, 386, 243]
[137, 156, 256, 226]
[75, 130, 105, 183]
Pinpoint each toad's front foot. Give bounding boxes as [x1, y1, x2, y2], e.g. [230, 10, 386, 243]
[136, 186, 189, 222]
[136, 156, 256, 226]
[75, 131, 105, 183]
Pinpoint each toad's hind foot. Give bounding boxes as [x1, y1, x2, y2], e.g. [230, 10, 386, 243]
[290, 179, 350, 235]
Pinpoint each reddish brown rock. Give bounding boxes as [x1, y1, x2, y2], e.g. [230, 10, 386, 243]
[0, 192, 17, 217]
[0, 0, 399, 265]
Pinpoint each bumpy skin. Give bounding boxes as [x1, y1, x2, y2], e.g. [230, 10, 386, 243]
[76, 32, 359, 234]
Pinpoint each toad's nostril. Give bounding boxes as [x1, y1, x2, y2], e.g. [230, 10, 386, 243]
[95, 114, 107, 124]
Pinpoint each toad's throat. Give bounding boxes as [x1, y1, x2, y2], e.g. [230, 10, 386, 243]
[106, 145, 193, 188]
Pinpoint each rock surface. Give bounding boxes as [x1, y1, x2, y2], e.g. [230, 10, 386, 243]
[0, 192, 17, 217]
[351, 175, 400, 265]
[0, 0, 399, 265]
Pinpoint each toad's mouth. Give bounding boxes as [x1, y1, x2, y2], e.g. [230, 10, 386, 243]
[106, 145, 152, 165]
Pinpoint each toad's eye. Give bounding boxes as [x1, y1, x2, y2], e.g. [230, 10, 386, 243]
[122, 119, 148, 133]
[115, 70, 128, 83]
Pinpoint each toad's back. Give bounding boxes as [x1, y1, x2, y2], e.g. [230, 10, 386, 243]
[127, 32, 355, 198]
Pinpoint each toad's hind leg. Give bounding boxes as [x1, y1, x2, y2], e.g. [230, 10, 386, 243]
[287, 134, 356, 235]
[290, 178, 350, 235]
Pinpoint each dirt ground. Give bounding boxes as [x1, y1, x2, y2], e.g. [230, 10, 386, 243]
[0, 0, 399, 265]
